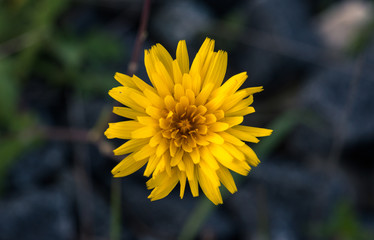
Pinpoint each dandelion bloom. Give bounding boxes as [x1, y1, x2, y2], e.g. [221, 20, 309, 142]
[105, 38, 272, 204]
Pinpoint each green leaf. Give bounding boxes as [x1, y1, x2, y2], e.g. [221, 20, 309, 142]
[0, 60, 18, 125]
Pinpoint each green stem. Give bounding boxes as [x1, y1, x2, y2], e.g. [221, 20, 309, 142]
[110, 179, 122, 240]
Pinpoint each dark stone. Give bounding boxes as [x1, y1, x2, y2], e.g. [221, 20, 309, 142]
[0, 189, 75, 240]
[227, 160, 354, 239]
[7, 143, 68, 193]
[300, 61, 374, 145]
[202, 0, 245, 15]
[120, 175, 195, 239]
[232, 0, 321, 90]
[287, 121, 333, 159]
[150, 1, 213, 48]
[201, 210, 237, 240]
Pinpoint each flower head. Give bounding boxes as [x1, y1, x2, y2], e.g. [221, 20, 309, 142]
[105, 38, 272, 204]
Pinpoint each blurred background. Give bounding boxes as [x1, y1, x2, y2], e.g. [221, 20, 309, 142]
[0, 0, 374, 239]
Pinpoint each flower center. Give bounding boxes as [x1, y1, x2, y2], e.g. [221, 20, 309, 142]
[158, 99, 211, 152]
[177, 119, 192, 133]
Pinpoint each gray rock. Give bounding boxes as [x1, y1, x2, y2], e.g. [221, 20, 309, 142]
[300, 62, 374, 145]
[120, 175, 194, 239]
[150, 1, 213, 47]
[233, 0, 321, 89]
[227, 160, 354, 239]
[201, 210, 236, 240]
[7, 143, 67, 192]
[0, 189, 75, 240]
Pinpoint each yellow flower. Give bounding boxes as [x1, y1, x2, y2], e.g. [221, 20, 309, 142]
[105, 38, 272, 205]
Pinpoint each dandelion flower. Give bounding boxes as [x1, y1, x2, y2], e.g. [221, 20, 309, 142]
[105, 38, 272, 205]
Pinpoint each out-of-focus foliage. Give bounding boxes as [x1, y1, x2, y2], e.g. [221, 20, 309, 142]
[0, 0, 124, 190]
[312, 201, 374, 240]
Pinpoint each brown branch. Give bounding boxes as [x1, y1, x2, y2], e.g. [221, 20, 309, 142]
[38, 126, 118, 160]
[127, 0, 152, 76]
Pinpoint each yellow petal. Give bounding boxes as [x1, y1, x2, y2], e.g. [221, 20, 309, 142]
[189, 178, 199, 197]
[144, 155, 161, 177]
[178, 171, 187, 199]
[225, 107, 255, 117]
[245, 86, 263, 95]
[221, 89, 250, 112]
[205, 132, 224, 144]
[174, 83, 185, 101]
[199, 44, 215, 81]
[169, 139, 178, 157]
[155, 60, 174, 90]
[113, 107, 147, 119]
[191, 74, 201, 95]
[182, 73, 192, 90]
[216, 165, 237, 194]
[148, 171, 179, 201]
[149, 131, 163, 147]
[212, 72, 247, 98]
[152, 43, 174, 77]
[224, 116, 244, 127]
[222, 142, 246, 161]
[205, 95, 226, 113]
[144, 50, 157, 86]
[233, 125, 273, 137]
[114, 72, 138, 89]
[219, 132, 245, 146]
[171, 149, 184, 166]
[152, 154, 165, 177]
[164, 95, 176, 112]
[164, 153, 172, 177]
[208, 144, 233, 167]
[229, 160, 251, 176]
[112, 155, 147, 177]
[195, 82, 214, 106]
[205, 114, 217, 124]
[151, 72, 171, 97]
[209, 122, 229, 132]
[113, 138, 149, 155]
[190, 37, 215, 76]
[184, 154, 195, 181]
[143, 88, 164, 108]
[137, 116, 158, 126]
[238, 144, 260, 166]
[176, 40, 190, 74]
[200, 146, 220, 170]
[131, 126, 156, 138]
[221, 86, 262, 111]
[133, 144, 155, 161]
[185, 89, 195, 105]
[172, 60, 183, 84]
[198, 160, 220, 187]
[109, 87, 145, 112]
[227, 95, 254, 113]
[189, 147, 200, 164]
[156, 138, 169, 157]
[198, 167, 222, 205]
[131, 75, 155, 92]
[104, 121, 143, 139]
[204, 50, 227, 89]
[178, 160, 186, 171]
[214, 110, 225, 120]
[226, 128, 260, 143]
[146, 106, 162, 119]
